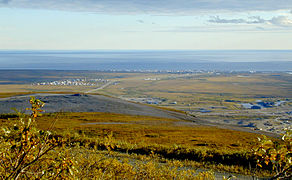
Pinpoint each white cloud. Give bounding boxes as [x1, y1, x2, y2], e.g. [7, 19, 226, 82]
[209, 15, 292, 27]
[1, 0, 292, 15]
[209, 16, 265, 24]
[268, 16, 292, 26]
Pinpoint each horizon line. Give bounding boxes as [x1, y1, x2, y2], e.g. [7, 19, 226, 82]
[1, 49, 292, 51]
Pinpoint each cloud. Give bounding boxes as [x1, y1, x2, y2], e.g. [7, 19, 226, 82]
[157, 23, 292, 33]
[1, 0, 292, 15]
[209, 16, 265, 24]
[268, 16, 292, 26]
[209, 15, 292, 27]
[155, 23, 263, 33]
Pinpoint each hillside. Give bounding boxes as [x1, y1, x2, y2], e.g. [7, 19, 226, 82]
[0, 93, 278, 137]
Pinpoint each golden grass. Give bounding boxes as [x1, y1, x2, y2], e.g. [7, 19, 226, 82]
[0, 112, 260, 151]
[11, 112, 258, 152]
[103, 73, 292, 98]
[0, 84, 93, 93]
[0, 112, 275, 177]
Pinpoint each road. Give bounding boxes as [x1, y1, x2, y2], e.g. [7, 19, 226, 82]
[85, 81, 114, 93]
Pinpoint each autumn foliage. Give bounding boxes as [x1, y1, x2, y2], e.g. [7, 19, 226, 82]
[253, 129, 291, 179]
[0, 97, 291, 179]
[0, 97, 75, 179]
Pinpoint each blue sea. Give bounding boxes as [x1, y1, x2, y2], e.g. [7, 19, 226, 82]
[0, 50, 291, 71]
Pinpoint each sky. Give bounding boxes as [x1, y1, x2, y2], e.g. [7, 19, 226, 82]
[0, 0, 292, 50]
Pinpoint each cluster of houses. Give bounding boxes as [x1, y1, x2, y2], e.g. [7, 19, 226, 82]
[32, 78, 108, 86]
[144, 78, 161, 81]
[89, 79, 109, 83]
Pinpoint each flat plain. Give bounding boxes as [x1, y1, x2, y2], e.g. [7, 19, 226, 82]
[0, 70, 291, 178]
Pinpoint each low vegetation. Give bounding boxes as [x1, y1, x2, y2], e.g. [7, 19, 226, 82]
[0, 97, 74, 179]
[253, 129, 291, 179]
[1, 97, 291, 179]
[0, 97, 218, 179]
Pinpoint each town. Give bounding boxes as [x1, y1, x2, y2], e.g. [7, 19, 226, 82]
[32, 78, 109, 86]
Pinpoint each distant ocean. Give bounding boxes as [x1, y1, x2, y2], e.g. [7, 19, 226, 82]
[0, 50, 291, 71]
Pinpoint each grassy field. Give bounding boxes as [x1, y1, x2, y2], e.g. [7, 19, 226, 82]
[1, 71, 291, 101]
[97, 72, 291, 134]
[0, 111, 274, 177]
[37, 112, 260, 151]
[0, 70, 290, 178]
[0, 112, 260, 151]
[101, 72, 292, 100]
[0, 71, 290, 133]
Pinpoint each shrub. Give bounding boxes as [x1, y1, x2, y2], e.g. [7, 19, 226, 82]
[0, 97, 76, 179]
[253, 128, 291, 179]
